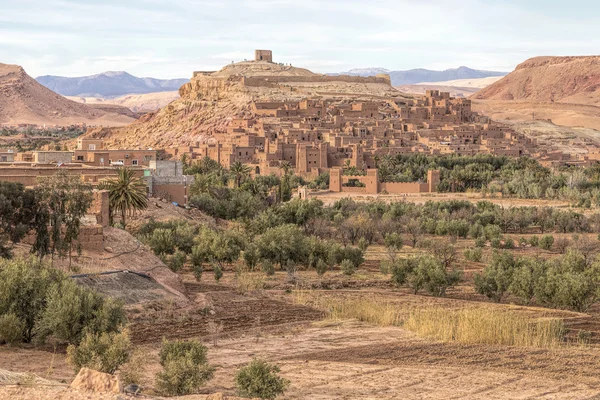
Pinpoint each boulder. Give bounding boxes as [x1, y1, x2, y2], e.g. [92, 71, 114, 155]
[70, 367, 121, 394]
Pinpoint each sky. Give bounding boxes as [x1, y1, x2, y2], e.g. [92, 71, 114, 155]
[1, 0, 599, 79]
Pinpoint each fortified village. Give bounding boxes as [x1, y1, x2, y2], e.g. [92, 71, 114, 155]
[2, 50, 600, 204]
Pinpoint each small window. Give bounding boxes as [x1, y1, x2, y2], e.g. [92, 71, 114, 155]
[89, 144, 96, 150]
[77, 155, 84, 161]
[132, 160, 138, 166]
[118, 159, 124, 164]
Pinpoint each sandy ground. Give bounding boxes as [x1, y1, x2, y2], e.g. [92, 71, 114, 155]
[3, 319, 600, 399]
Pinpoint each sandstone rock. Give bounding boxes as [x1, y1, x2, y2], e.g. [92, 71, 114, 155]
[70, 368, 121, 394]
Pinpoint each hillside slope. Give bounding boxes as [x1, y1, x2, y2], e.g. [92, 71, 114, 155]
[0, 63, 135, 126]
[82, 61, 404, 149]
[36, 71, 188, 97]
[473, 56, 600, 105]
[67, 91, 180, 113]
[334, 66, 506, 85]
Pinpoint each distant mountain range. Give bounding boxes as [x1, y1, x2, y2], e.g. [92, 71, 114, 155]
[332, 66, 507, 86]
[35, 71, 189, 98]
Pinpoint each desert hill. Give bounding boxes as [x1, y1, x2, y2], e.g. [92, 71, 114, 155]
[471, 56, 600, 131]
[82, 60, 407, 149]
[334, 66, 506, 86]
[36, 71, 188, 98]
[473, 56, 600, 105]
[67, 91, 180, 113]
[0, 63, 136, 126]
[397, 76, 503, 97]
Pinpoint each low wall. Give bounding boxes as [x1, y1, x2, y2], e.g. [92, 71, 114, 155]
[153, 184, 187, 205]
[23, 225, 104, 252]
[341, 186, 366, 193]
[380, 182, 429, 194]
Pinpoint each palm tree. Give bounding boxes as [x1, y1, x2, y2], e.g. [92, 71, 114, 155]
[230, 162, 252, 188]
[99, 167, 148, 227]
[279, 161, 292, 177]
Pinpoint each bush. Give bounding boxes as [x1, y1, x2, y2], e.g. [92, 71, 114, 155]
[391, 256, 461, 297]
[261, 260, 275, 276]
[503, 238, 515, 249]
[540, 235, 555, 250]
[340, 259, 356, 276]
[36, 279, 126, 345]
[167, 250, 187, 272]
[66, 329, 131, 374]
[529, 236, 539, 247]
[235, 359, 289, 400]
[191, 245, 204, 281]
[213, 264, 223, 282]
[316, 259, 328, 276]
[155, 340, 214, 396]
[490, 238, 502, 249]
[147, 228, 176, 255]
[474, 251, 518, 302]
[555, 237, 570, 254]
[474, 237, 487, 248]
[0, 313, 25, 345]
[464, 247, 483, 262]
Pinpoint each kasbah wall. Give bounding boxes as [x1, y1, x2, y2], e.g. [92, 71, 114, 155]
[330, 169, 441, 194]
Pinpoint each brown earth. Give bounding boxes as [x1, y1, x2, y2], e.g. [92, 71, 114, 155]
[473, 56, 600, 105]
[0, 63, 136, 127]
[66, 91, 180, 113]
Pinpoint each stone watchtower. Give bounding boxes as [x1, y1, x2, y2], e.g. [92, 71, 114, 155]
[255, 50, 273, 62]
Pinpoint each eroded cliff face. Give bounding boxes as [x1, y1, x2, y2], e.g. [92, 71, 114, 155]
[473, 56, 600, 105]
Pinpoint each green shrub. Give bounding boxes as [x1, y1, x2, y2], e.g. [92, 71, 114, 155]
[155, 339, 214, 396]
[147, 228, 176, 255]
[391, 255, 461, 297]
[529, 236, 539, 247]
[261, 260, 275, 276]
[66, 329, 131, 374]
[315, 259, 328, 276]
[167, 250, 187, 273]
[464, 247, 483, 262]
[474, 237, 487, 248]
[213, 264, 223, 282]
[474, 251, 518, 302]
[540, 235, 555, 250]
[36, 279, 126, 345]
[340, 259, 356, 276]
[0, 313, 25, 345]
[235, 359, 289, 400]
[503, 238, 515, 249]
[490, 238, 502, 249]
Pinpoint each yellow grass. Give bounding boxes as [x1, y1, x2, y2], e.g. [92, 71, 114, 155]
[293, 291, 565, 349]
[235, 271, 266, 294]
[404, 307, 565, 348]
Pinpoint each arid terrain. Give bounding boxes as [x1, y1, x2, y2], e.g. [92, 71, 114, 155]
[0, 63, 136, 127]
[67, 91, 180, 113]
[3, 200, 600, 399]
[397, 76, 503, 97]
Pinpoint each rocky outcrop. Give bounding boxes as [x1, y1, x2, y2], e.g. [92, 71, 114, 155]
[473, 56, 600, 106]
[70, 368, 121, 394]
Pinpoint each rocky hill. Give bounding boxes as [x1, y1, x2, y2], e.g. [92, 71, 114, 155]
[0, 63, 135, 126]
[334, 66, 506, 86]
[81, 60, 407, 149]
[67, 91, 180, 113]
[473, 56, 600, 105]
[36, 71, 188, 98]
